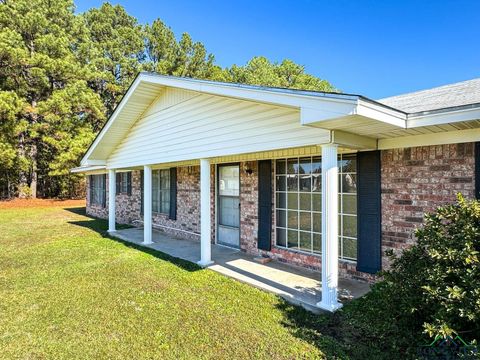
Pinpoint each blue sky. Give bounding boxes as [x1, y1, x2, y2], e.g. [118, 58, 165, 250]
[76, 0, 480, 99]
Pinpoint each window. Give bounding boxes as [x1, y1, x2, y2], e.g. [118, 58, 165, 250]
[117, 172, 130, 194]
[274, 154, 357, 261]
[90, 174, 105, 207]
[152, 169, 170, 214]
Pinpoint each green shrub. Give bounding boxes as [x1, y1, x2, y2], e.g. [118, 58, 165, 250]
[334, 194, 480, 357]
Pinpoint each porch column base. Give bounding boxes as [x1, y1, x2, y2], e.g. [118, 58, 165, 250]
[197, 260, 214, 268]
[316, 300, 343, 312]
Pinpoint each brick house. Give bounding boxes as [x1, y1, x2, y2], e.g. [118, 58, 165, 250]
[73, 74, 480, 312]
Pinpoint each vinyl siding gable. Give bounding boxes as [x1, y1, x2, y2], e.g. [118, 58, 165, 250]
[107, 88, 330, 168]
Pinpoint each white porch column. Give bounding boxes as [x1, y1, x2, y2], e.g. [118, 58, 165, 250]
[317, 144, 342, 312]
[143, 165, 153, 245]
[198, 158, 213, 267]
[108, 169, 116, 233]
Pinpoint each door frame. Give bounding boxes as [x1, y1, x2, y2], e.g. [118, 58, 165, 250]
[215, 162, 241, 248]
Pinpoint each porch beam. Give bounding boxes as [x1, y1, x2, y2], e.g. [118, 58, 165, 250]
[317, 144, 342, 312]
[198, 158, 213, 267]
[108, 169, 116, 233]
[143, 165, 153, 244]
[331, 130, 377, 150]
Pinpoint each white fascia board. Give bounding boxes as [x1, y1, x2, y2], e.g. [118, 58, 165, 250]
[407, 106, 480, 128]
[80, 76, 144, 166]
[378, 127, 480, 150]
[71, 165, 106, 174]
[300, 103, 357, 124]
[356, 99, 407, 128]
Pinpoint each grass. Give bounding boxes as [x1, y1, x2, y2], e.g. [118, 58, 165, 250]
[0, 200, 360, 359]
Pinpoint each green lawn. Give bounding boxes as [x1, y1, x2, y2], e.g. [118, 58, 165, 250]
[0, 201, 360, 359]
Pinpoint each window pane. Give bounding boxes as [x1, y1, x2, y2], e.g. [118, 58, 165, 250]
[276, 228, 286, 247]
[313, 212, 321, 233]
[299, 158, 312, 174]
[287, 230, 298, 249]
[276, 160, 286, 175]
[342, 174, 357, 193]
[276, 192, 286, 209]
[312, 193, 321, 212]
[276, 210, 286, 228]
[312, 157, 321, 174]
[276, 175, 286, 191]
[300, 232, 311, 251]
[340, 155, 357, 173]
[342, 194, 357, 215]
[299, 175, 311, 192]
[287, 175, 298, 191]
[343, 237, 357, 260]
[299, 211, 311, 231]
[287, 210, 298, 229]
[343, 215, 357, 238]
[287, 193, 298, 210]
[219, 166, 239, 196]
[219, 197, 240, 227]
[299, 193, 311, 211]
[313, 233, 321, 253]
[312, 174, 321, 192]
[287, 158, 299, 174]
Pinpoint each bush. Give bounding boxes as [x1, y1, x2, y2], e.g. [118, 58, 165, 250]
[333, 194, 480, 357]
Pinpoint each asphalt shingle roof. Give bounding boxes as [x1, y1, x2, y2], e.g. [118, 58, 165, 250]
[378, 78, 480, 113]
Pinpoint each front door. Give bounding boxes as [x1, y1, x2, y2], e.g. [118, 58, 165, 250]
[217, 165, 240, 248]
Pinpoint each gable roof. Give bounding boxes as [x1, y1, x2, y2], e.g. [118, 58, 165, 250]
[79, 72, 406, 167]
[378, 78, 480, 113]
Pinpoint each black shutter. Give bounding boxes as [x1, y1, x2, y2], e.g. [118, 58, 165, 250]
[89, 175, 94, 204]
[127, 172, 132, 196]
[169, 167, 177, 220]
[475, 142, 480, 199]
[257, 160, 272, 251]
[356, 150, 382, 274]
[140, 170, 144, 214]
[116, 173, 121, 195]
[102, 174, 107, 208]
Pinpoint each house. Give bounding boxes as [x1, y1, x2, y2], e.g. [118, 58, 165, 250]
[72, 73, 480, 311]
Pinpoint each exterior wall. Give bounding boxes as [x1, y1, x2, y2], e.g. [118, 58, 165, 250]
[381, 142, 475, 269]
[107, 87, 330, 169]
[85, 142, 476, 282]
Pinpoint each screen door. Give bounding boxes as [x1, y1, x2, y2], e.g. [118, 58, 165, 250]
[217, 165, 240, 247]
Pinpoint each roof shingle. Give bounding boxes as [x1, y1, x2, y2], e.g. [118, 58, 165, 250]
[378, 78, 480, 113]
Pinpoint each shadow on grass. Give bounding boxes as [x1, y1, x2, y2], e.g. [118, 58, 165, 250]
[66, 207, 200, 273]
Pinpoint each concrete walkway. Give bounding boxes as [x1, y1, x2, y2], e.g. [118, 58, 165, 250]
[110, 227, 370, 313]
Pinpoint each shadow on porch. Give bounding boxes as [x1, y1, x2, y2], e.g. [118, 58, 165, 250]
[110, 227, 370, 313]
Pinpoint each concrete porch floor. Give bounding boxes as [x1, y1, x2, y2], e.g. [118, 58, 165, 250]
[110, 227, 370, 313]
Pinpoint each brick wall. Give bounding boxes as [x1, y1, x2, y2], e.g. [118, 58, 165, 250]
[381, 142, 475, 269]
[85, 142, 476, 282]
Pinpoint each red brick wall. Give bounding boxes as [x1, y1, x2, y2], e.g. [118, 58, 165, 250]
[381, 142, 475, 269]
[85, 143, 476, 282]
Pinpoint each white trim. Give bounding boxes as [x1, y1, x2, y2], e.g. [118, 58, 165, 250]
[143, 165, 153, 245]
[81, 76, 143, 166]
[378, 127, 480, 149]
[407, 106, 480, 128]
[71, 165, 106, 174]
